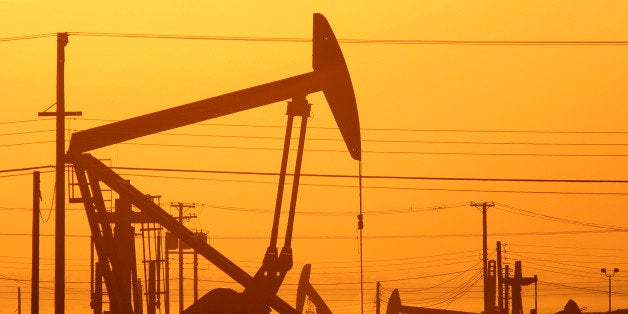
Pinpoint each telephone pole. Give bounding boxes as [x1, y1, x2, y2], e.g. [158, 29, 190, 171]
[471, 201, 495, 314]
[37, 32, 82, 314]
[504, 265, 510, 314]
[496, 241, 504, 313]
[32, 171, 41, 314]
[375, 282, 381, 314]
[171, 202, 196, 314]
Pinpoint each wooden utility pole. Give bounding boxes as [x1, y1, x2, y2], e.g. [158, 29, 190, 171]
[31, 171, 40, 314]
[193, 251, 198, 302]
[375, 282, 381, 314]
[471, 201, 495, 314]
[165, 248, 170, 314]
[54, 32, 68, 314]
[38, 32, 81, 314]
[534, 274, 538, 314]
[504, 265, 510, 314]
[497, 241, 504, 313]
[172, 202, 196, 314]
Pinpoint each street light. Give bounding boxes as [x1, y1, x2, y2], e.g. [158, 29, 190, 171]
[601, 267, 619, 313]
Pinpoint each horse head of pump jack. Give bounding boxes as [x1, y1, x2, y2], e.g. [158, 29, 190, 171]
[67, 13, 360, 160]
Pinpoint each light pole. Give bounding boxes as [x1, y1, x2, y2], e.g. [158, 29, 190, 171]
[601, 267, 619, 313]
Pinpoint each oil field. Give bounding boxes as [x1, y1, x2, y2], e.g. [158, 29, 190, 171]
[1, 2, 628, 313]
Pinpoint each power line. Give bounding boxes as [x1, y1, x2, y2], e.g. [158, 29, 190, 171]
[540, 281, 628, 295]
[506, 243, 628, 252]
[5, 165, 628, 197]
[0, 129, 54, 137]
[118, 173, 628, 196]
[507, 253, 600, 271]
[108, 141, 628, 158]
[201, 202, 467, 216]
[7, 164, 628, 185]
[0, 166, 54, 174]
[16, 138, 628, 157]
[0, 118, 54, 125]
[0, 140, 55, 147]
[507, 250, 628, 260]
[0, 33, 56, 42]
[0, 230, 623, 240]
[14, 32, 628, 46]
[73, 118, 628, 134]
[65, 127, 628, 147]
[495, 203, 628, 231]
[113, 165, 628, 184]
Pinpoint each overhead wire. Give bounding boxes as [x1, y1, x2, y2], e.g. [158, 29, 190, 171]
[0, 33, 56, 42]
[4, 32, 627, 46]
[64, 127, 628, 147]
[72, 118, 628, 134]
[506, 243, 628, 252]
[89, 141, 628, 158]
[116, 172, 628, 196]
[495, 203, 628, 231]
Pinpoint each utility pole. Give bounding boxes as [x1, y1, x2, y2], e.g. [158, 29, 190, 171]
[38, 32, 81, 314]
[497, 241, 503, 313]
[18, 287, 22, 314]
[505, 265, 510, 314]
[534, 275, 538, 314]
[193, 251, 198, 302]
[165, 247, 170, 314]
[375, 281, 381, 314]
[31, 171, 40, 314]
[172, 202, 196, 314]
[471, 201, 494, 314]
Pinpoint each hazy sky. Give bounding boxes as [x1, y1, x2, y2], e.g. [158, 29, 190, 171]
[2, 1, 628, 313]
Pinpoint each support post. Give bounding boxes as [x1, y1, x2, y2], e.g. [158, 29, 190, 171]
[31, 171, 40, 314]
[18, 287, 22, 314]
[471, 201, 494, 314]
[157, 233, 162, 309]
[37, 32, 81, 314]
[54, 32, 68, 314]
[172, 202, 195, 313]
[193, 251, 198, 302]
[505, 265, 510, 314]
[148, 261, 156, 314]
[179, 206, 183, 314]
[90, 237, 94, 311]
[497, 241, 503, 313]
[534, 275, 538, 314]
[375, 282, 380, 314]
[165, 247, 170, 314]
[94, 262, 103, 314]
[114, 197, 134, 305]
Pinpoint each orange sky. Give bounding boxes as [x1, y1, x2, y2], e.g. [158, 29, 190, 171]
[2, 1, 628, 313]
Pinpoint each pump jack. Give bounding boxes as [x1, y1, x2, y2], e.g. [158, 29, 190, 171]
[386, 290, 475, 314]
[67, 14, 360, 314]
[296, 264, 332, 314]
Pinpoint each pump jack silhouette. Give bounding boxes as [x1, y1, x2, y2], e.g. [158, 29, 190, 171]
[67, 13, 360, 314]
[386, 289, 475, 314]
